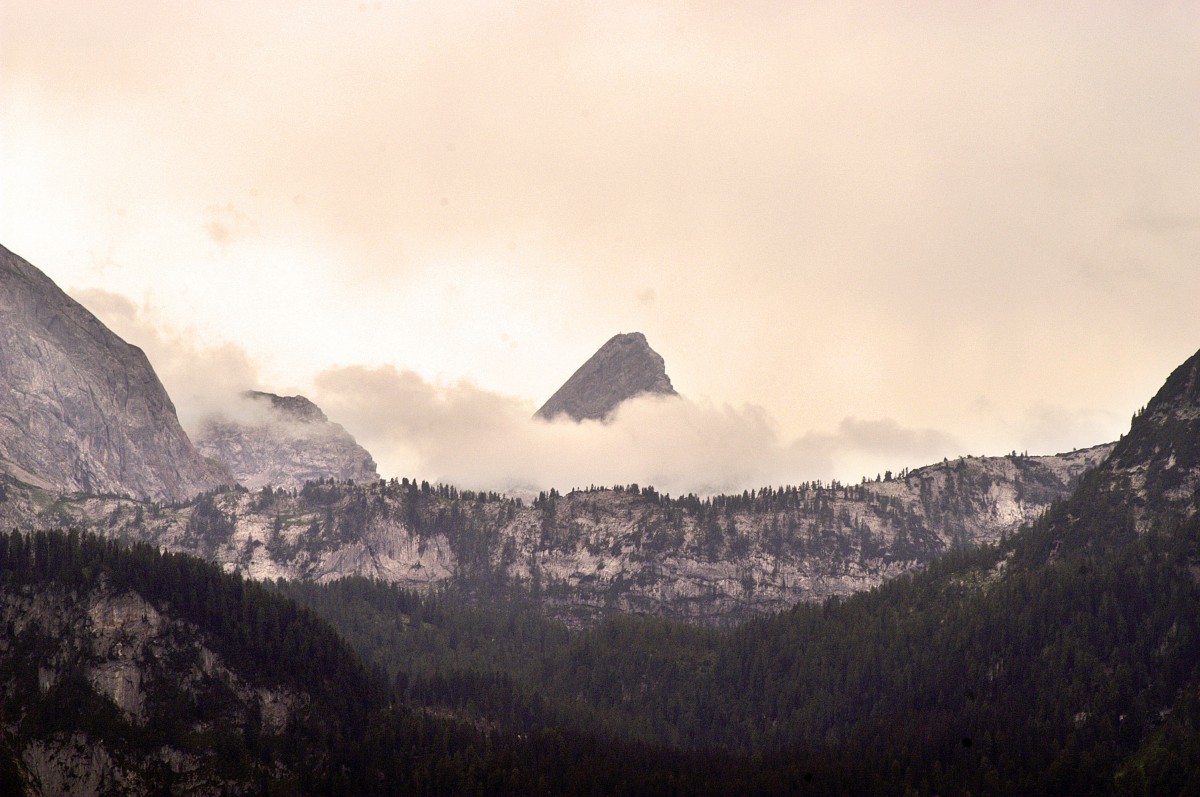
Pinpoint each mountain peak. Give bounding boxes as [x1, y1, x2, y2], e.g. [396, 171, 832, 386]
[535, 332, 678, 422]
[241, 390, 328, 424]
[196, 391, 378, 490]
[0, 244, 229, 501]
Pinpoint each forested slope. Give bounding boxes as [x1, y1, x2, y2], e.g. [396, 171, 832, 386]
[7, 352, 1200, 794]
[280, 352, 1200, 794]
[0, 530, 804, 795]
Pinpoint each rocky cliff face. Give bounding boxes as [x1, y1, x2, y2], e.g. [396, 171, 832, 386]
[194, 391, 378, 491]
[535, 332, 678, 422]
[0, 245, 228, 502]
[0, 581, 298, 795]
[0, 445, 1111, 626]
[0, 528, 416, 795]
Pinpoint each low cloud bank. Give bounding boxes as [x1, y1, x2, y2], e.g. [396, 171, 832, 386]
[313, 364, 964, 496]
[73, 288, 264, 431]
[76, 290, 971, 495]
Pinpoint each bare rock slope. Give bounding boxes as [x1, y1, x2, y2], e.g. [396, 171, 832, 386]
[0, 245, 228, 501]
[535, 332, 678, 421]
[195, 391, 378, 490]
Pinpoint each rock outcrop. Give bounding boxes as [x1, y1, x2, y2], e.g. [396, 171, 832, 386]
[194, 391, 379, 491]
[0, 245, 228, 501]
[535, 332, 678, 422]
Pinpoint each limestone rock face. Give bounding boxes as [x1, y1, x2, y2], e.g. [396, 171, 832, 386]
[195, 391, 378, 490]
[0, 244, 229, 501]
[535, 332, 678, 422]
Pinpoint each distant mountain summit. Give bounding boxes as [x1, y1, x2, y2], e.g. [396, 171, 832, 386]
[0, 244, 229, 501]
[195, 390, 378, 490]
[535, 332, 678, 422]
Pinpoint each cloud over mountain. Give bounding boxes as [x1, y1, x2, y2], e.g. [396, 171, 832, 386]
[72, 287, 264, 432]
[313, 364, 962, 495]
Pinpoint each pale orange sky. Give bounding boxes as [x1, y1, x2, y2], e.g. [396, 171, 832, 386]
[3, 1, 1199, 491]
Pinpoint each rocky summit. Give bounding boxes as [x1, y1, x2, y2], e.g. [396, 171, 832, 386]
[0, 245, 228, 502]
[535, 332, 678, 422]
[194, 390, 378, 491]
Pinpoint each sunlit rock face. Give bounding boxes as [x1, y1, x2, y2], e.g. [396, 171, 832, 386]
[0, 244, 229, 501]
[195, 391, 378, 491]
[535, 332, 678, 422]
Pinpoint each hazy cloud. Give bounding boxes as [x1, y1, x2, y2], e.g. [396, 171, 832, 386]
[203, 203, 257, 247]
[4, 1, 1197, 466]
[72, 287, 264, 431]
[789, 418, 963, 483]
[1014, 403, 1120, 458]
[312, 363, 963, 495]
[59, 286, 1096, 494]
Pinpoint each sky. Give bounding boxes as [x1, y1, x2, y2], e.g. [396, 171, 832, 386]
[3, 1, 1199, 494]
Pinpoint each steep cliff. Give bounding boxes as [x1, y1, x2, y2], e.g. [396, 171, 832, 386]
[0, 245, 228, 501]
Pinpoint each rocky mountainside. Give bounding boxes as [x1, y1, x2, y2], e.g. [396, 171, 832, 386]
[0, 535, 818, 797]
[535, 332, 678, 422]
[0, 245, 228, 502]
[0, 531, 389, 795]
[194, 390, 378, 491]
[0, 445, 1111, 625]
[2, 530, 628, 796]
[1097, 349, 1200, 528]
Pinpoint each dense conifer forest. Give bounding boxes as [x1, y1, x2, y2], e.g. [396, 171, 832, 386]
[279, 481, 1200, 794]
[0, 529, 794, 794]
[6, 431, 1200, 792]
